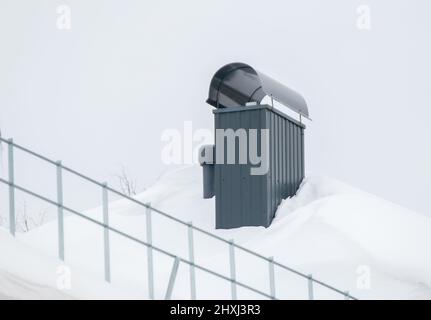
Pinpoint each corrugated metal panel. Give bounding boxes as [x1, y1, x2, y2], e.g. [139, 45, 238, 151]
[214, 105, 304, 229]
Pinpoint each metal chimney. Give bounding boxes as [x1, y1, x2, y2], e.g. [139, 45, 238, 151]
[201, 62, 309, 229]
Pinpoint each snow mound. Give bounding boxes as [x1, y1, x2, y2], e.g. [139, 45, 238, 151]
[0, 228, 140, 299]
[2, 165, 431, 299]
[275, 176, 431, 293]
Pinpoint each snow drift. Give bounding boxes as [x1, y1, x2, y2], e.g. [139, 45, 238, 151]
[1, 165, 431, 299]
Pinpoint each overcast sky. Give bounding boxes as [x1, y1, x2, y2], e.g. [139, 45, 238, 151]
[0, 0, 430, 218]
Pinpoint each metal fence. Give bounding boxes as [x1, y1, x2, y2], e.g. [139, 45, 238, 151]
[0, 137, 357, 300]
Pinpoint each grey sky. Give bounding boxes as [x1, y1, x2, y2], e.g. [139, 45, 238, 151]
[0, 0, 430, 217]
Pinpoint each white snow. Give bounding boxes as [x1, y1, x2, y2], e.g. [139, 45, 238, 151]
[0, 228, 140, 299]
[2, 165, 431, 299]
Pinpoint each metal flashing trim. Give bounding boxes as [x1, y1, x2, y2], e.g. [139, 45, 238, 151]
[212, 104, 306, 129]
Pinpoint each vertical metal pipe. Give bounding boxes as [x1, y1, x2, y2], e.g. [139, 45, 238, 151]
[308, 274, 314, 300]
[146, 204, 154, 299]
[268, 256, 276, 299]
[229, 239, 237, 300]
[7, 139, 15, 236]
[56, 161, 64, 261]
[102, 182, 111, 283]
[188, 222, 196, 300]
[165, 257, 180, 300]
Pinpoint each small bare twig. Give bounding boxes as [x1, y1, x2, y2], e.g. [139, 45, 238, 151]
[29, 208, 48, 227]
[18, 200, 30, 232]
[16, 199, 48, 232]
[114, 164, 137, 196]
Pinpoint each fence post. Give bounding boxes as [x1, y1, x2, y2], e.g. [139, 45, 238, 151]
[188, 222, 196, 300]
[268, 256, 276, 299]
[102, 182, 111, 283]
[56, 161, 64, 261]
[165, 257, 180, 300]
[7, 139, 15, 236]
[229, 239, 237, 300]
[146, 203, 154, 299]
[308, 274, 314, 300]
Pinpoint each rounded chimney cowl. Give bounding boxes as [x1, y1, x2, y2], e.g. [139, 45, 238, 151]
[206, 62, 309, 119]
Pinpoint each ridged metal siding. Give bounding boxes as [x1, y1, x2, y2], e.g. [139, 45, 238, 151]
[214, 105, 305, 229]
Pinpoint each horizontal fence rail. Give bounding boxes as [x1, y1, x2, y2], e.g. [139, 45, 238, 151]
[0, 177, 274, 299]
[0, 137, 357, 300]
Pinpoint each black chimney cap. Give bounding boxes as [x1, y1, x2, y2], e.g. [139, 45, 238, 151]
[207, 62, 309, 119]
